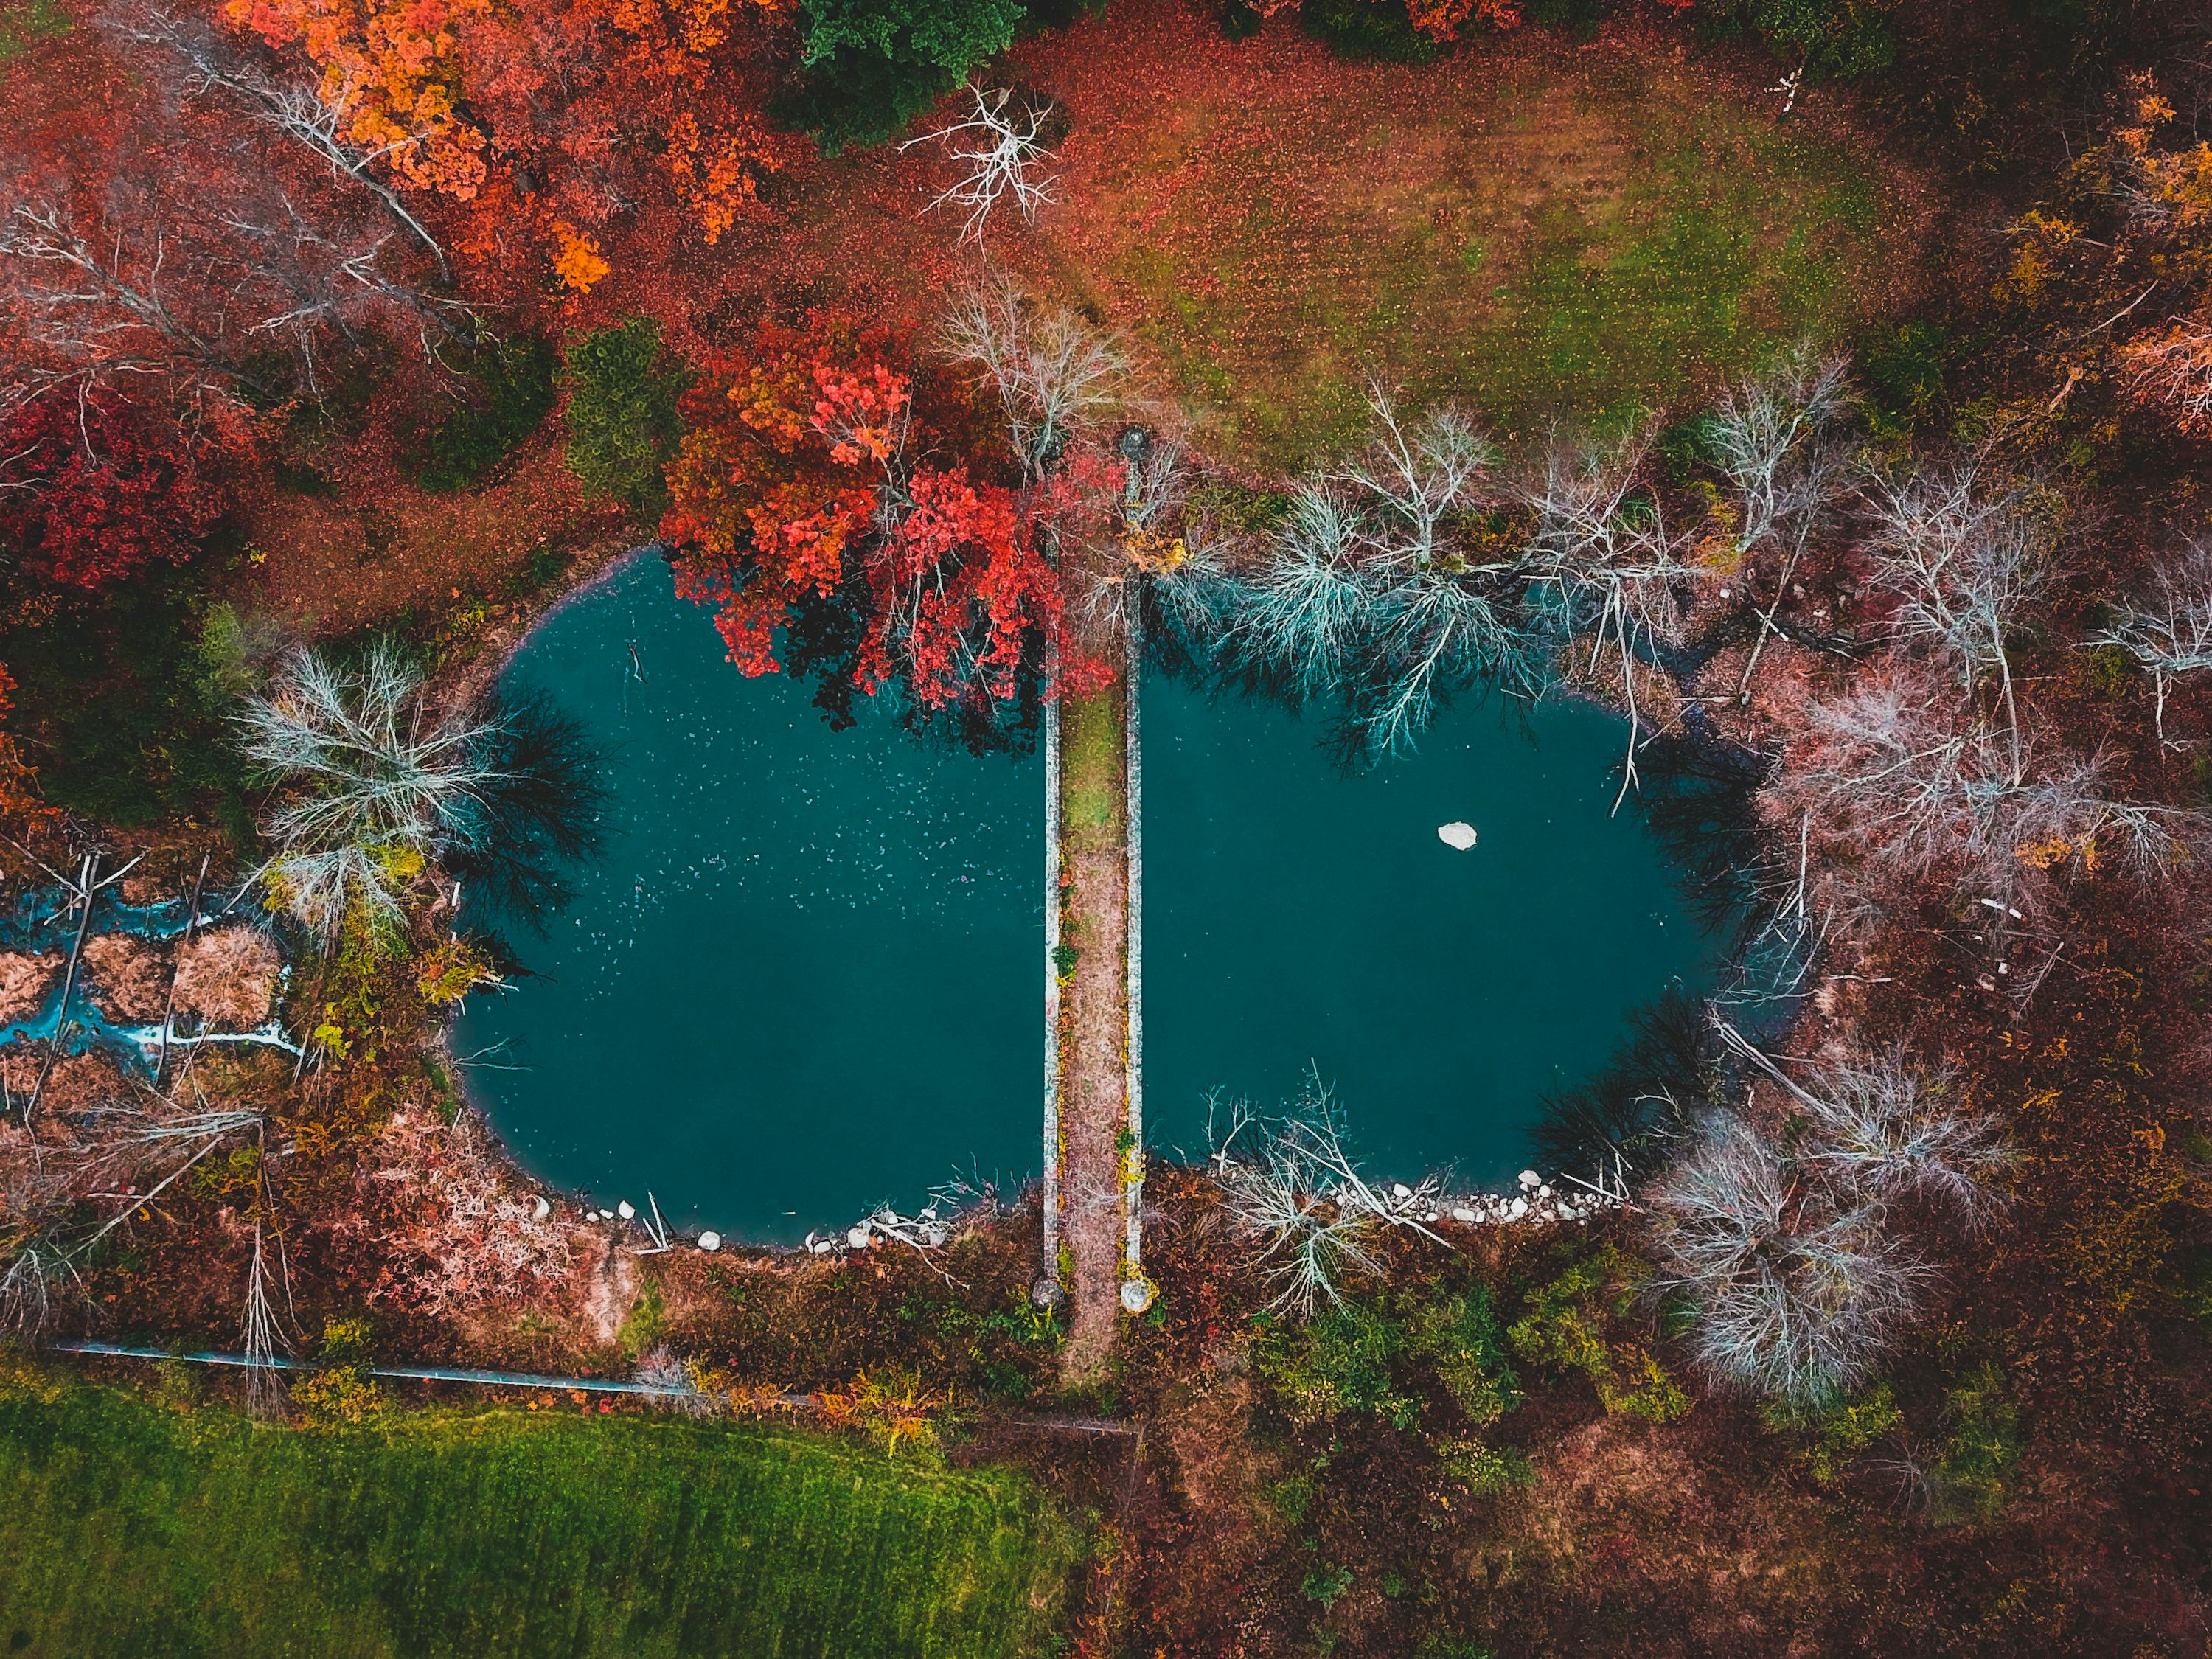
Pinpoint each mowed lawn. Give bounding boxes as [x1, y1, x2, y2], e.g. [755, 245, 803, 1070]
[1018, 10, 1925, 464]
[0, 1378, 1079, 1659]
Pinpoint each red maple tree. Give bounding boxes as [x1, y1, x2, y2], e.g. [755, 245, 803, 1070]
[0, 389, 235, 595]
[661, 313, 1073, 714]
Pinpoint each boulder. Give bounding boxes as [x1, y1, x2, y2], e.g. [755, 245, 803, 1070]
[1436, 821, 1478, 851]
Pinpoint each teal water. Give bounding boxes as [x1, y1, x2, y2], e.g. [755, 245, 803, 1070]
[459, 554, 1718, 1242]
[1143, 678, 1714, 1186]
[455, 554, 1042, 1244]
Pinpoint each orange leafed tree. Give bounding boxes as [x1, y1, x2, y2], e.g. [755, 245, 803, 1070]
[223, 0, 793, 288]
[1404, 0, 1517, 44]
[223, 0, 492, 197]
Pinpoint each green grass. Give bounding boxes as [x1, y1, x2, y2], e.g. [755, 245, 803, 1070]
[1054, 46, 1915, 465]
[1060, 688, 1122, 846]
[0, 0, 66, 65]
[0, 1375, 1079, 1659]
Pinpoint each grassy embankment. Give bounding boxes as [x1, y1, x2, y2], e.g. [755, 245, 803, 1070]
[0, 1372, 1079, 1659]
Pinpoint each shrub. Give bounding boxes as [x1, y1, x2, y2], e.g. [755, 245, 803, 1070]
[618, 1279, 669, 1360]
[1299, 0, 1438, 64]
[782, 0, 1024, 150]
[561, 316, 691, 518]
[1509, 1245, 1691, 1422]
[1256, 1288, 1520, 1432]
[1927, 1363, 2022, 1526]
[1689, 0, 1896, 80]
[1301, 1563, 1354, 1608]
[416, 333, 559, 493]
[1257, 1301, 1417, 1428]
[291, 1317, 383, 1426]
[1435, 1437, 1534, 1496]
[1761, 1382, 1904, 1486]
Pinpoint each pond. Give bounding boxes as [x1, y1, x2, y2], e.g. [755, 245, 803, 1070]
[456, 553, 1720, 1243]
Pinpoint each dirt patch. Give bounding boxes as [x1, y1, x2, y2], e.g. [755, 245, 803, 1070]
[0, 951, 58, 1024]
[173, 927, 283, 1031]
[80, 933, 170, 1024]
[584, 1234, 644, 1349]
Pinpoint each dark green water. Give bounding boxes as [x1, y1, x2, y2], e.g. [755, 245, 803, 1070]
[459, 553, 1717, 1242]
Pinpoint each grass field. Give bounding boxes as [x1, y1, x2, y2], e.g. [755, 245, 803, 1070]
[0, 1375, 1079, 1659]
[0, 0, 65, 67]
[1020, 14, 1921, 465]
[1060, 684, 1124, 847]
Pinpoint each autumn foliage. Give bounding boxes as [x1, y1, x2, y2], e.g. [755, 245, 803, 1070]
[0, 389, 234, 597]
[1402, 0, 1517, 44]
[661, 314, 1068, 714]
[223, 0, 796, 291]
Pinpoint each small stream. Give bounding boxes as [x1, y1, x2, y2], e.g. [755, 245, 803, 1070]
[456, 552, 1722, 1244]
[0, 883, 296, 1072]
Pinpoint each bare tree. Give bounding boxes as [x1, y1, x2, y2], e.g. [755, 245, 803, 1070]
[102, 1, 452, 281]
[903, 83, 1060, 243]
[1705, 346, 1857, 696]
[1649, 1108, 1930, 1404]
[1210, 1079, 1447, 1318]
[1229, 478, 1372, 703]
[1781, 668, 2198, 914]
[1652, 1028, 2008, 1404]
[240, 1219, 291, 1416]
[2, 175, 456, 415]
[1333, 385, 1495, 571]
[2085, 538, 2212, 748]
[0, 199, 243, 397]
[0, 1203, 80, 1339]
[239, 643, 501, 938]
[941, 273, 1124, 477]
[1520, 424, 1698, 807]
[1860, 462, 2053, 785]
[1713, 1025, 2008, 1217]
[1798, 1054, 2008, 1215]
[2119, 322, 2212, 437]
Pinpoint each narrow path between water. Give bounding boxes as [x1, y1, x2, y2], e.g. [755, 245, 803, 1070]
[1054, 585, 1135, 1379]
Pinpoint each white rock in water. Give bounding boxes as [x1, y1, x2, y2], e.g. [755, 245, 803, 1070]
[698, 1231, 722, 1251]
[1536, 1184, 1552, 1200]
[846, 1225, 872, 1248]
[810, 1239, 835, 1254]
[531, 1196, 552, 1222]
[616, 1200, 636, 1220]
[1436, 821, 1478, 851]
[1509, 1196, 1529, 1218]
[1518, 1169, 1541, 1189]
[1392, 1183, 1413, 1200]
[1451, 1207, 1478, 1223]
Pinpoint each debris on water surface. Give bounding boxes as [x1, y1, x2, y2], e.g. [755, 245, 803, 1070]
[1437, 821, 1478, 851]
